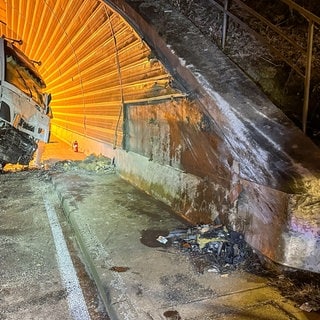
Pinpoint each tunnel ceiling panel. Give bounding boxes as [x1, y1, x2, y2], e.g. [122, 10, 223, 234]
[0, 0, 182, 147]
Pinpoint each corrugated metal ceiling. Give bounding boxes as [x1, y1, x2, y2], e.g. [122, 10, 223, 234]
[0, 0, 183, 148]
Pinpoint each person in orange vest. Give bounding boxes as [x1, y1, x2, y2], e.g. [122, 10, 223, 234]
[72, 141, 78, 152]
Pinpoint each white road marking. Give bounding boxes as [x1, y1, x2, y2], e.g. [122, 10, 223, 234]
[43, 196, 91, 320]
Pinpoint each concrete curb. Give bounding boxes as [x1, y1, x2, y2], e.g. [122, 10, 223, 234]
[50, 176, 119, 320]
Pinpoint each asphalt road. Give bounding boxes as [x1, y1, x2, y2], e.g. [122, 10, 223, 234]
[0, 170, 108, 320]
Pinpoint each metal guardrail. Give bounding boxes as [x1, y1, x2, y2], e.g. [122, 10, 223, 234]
[209, 0, 319, 133]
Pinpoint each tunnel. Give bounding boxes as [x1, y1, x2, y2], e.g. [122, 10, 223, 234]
[1, 0, 320, 273]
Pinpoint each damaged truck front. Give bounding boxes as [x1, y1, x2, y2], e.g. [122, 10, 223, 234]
[0, 38, 51, 168]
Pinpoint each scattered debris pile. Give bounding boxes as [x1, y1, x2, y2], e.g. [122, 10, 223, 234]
[158, 224, 261, 274]
[51, 154, 115, 173]
[157, 224, 320, 312]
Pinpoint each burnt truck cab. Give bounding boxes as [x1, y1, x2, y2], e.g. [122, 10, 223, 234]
[0, 38, 51, 166]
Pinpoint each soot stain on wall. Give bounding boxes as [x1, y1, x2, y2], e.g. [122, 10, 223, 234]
[123, 98, 236, 223]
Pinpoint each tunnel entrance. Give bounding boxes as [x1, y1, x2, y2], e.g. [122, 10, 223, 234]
[1, 0, 320, 274]
[0, 0, 181, 156]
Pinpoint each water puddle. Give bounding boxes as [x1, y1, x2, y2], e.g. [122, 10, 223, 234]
[140, 229, 170, 247]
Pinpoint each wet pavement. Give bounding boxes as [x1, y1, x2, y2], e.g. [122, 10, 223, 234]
[0, 170, 106, 319]
[42, 138, 319, 320]
[50, 168, 320, 320]
[1, 137, 320, 319]
[0, 139, 106, 320]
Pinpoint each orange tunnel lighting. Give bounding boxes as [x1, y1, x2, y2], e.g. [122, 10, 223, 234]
[0, 0, 183, 151]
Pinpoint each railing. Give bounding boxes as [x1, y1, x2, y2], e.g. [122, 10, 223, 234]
[209, 0, 320, 133]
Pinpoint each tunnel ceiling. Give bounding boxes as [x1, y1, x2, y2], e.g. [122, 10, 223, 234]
[0, 0, 182, 148]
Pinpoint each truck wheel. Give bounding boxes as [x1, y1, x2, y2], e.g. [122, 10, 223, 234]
[0, 102, 10, 122]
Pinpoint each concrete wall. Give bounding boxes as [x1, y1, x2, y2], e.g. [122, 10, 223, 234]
[109, 0, 320, 273]
[118, 99, 235, 224]
[114, 99, 320, 272]
[114, 94, 320, 273]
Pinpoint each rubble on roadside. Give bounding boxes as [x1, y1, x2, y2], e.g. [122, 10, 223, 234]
[50, 154, 115, 173]
[158, 224, 320, 313]
[157, 224, 260, 274]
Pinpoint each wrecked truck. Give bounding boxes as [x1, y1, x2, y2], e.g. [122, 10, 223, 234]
[0, 37, 51, 168]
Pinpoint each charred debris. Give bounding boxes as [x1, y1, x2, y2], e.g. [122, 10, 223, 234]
[155, 224, 320, 312]
[156, 224, 262, 274]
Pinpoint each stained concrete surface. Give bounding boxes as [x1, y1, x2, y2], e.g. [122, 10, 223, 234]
[1, 137, 319, 319]
[36, 138, 318, 320]
[51, 169, 320, 320]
